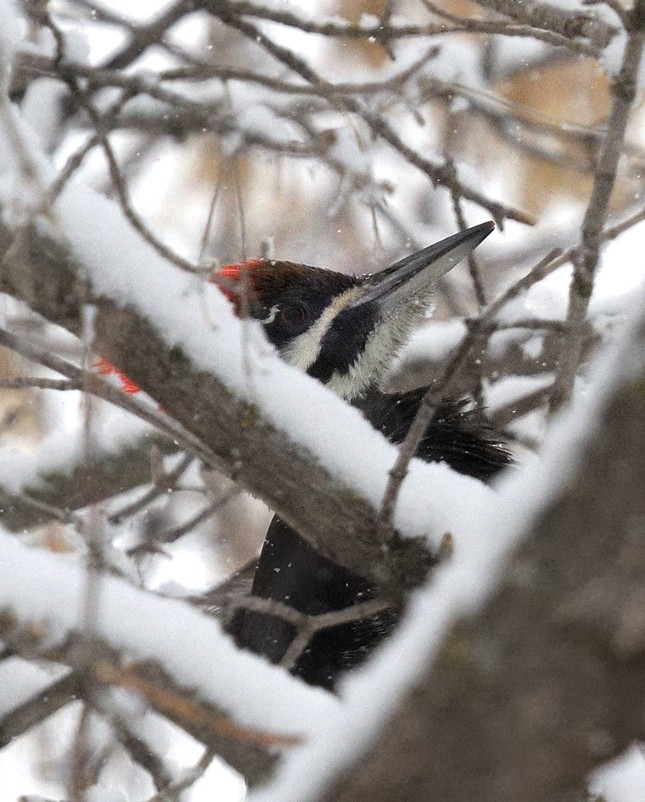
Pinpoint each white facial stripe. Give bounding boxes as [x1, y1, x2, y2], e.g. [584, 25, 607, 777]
[280, 285, 434, 400]
[280, 286, 363, 371]
[261, 304, 279, 325]
[324, 309, 407, 398]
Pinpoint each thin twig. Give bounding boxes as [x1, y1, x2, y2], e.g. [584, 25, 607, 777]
[490, 384, 553, 428]
[155, 484, 240, 544]
[0, 327, 220, 470]
[213, 9, 533, 226]
[89, 689, 174, 791]
[204, 0, 603, 55]
[0, 376, 80, 390]
[474, 0, 617, 48]
[109, 454, 194, 524]
[550, 14, 645, 412]
[0, 672, 81, 749]
[229, 594, 395, 670]
[0, 488, 85, 528]
[144, 749, 215, 802]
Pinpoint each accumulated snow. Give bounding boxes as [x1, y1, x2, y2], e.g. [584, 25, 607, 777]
[85, 785, 128, 802]
[401, 319, 467, 363]
[595, 220, 645, 299]
[495, 268, 571, 325]
[590, 745, 645, 802]
[251, 279, 645, 802]
[601, 30, 626, 81]
[0, 658, 67, 717]
[326, 126, 372, 175]
[0, 403, 156, 495]
[20, 79, 66, 152]
[484, 374, 552, 414]
[85, 0, 177, 25]
[489, 37, 552, 78]
[0, 528, 339, 736]
[47, 176, 493, 544]
[55, 20, 91, 63]
[0, 0, 23, 64]
[417, 38, 486, 91]
[521, 333, 544, 360]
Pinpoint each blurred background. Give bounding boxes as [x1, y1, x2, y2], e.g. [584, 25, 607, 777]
[2, 0, 645, 798]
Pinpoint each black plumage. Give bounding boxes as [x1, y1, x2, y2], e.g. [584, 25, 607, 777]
[220, 223, 510, 689]
[228, 391, 511, 689]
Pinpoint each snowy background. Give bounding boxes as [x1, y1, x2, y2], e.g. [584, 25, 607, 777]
[1, 0, 645, 800]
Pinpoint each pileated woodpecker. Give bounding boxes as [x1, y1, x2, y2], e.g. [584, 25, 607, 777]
[216, 222, 511, 689]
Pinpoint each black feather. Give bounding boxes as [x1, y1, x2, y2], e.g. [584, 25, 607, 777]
[355, 389, 513, 481]
[228, 388, 511, 689]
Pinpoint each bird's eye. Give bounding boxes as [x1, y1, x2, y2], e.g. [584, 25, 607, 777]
[279, 303, 309, 331]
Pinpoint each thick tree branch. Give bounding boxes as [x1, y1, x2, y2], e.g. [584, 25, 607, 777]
[319, 300, 645, 802]
[0, 213, 438, 596]
[0, 434, 179, 532]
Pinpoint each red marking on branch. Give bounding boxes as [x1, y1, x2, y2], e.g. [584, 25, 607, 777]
[93, 260, 265, 398]
[94, 358, 142, 394]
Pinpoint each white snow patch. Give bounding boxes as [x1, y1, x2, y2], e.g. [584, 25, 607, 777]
[522, 333, 544, 360]
[0, 529, 339, 735]
[401, 319, 467, 363]
[0, 659, 66, 717]
[251, 276, 645, 802]
[485, 374, 552, 414]
[0, 0, 24, 64]
[21, 79, 66, 151]
[85, 785, 128, 802]
[591, 745, 645, 802]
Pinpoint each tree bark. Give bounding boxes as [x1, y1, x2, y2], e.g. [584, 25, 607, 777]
[0, 218, 435, 597]
[322, 313, 645, 802]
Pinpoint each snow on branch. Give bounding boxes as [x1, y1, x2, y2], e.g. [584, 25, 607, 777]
[0, 527, 337, 781]
[474, 0, 619, 48]
[0, 413, 179, 532]
[254, 272, 645, 802]
[0, 125, 493, 595]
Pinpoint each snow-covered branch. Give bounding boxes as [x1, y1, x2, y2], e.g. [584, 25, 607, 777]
[255, 281, 645, 802]
[0, 176, 495, 594]
[0, 528, 337, 783]
[0, 425, 179, 532]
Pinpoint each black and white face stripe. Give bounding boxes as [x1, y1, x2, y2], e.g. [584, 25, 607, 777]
[304, 290, 433, 399]
[242, 223, 494, 400]
[307, 302, 379, 385]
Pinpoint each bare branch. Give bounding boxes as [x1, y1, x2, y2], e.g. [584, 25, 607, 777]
[144, 749, 215, 802]
[0, 671, 81, 749]
[108, 453, 194, 525]
[474, 0, 618, 48]
[550, 17, 645, 411]
[208, 8, 533, 226]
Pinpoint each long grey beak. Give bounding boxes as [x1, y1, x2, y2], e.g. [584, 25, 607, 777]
[350, 221, 494, 312]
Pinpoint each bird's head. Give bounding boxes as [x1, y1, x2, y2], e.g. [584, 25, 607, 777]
[211, 222, 493, 400]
